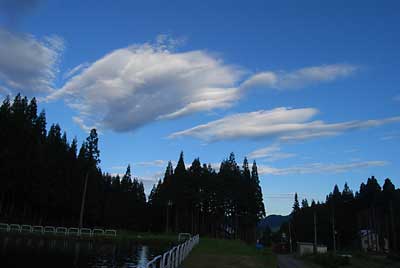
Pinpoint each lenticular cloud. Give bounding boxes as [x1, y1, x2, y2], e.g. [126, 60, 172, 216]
[48, 42, 243, 132]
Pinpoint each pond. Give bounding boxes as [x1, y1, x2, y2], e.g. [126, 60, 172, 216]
[0, 233, 173, 268]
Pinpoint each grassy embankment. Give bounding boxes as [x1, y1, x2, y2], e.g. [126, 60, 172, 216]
[301, 252, 400, 268]
[182, 238, 277, 268]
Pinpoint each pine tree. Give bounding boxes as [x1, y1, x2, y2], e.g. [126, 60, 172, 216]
[301, 199, 309, 208]
[293, 193, 300, 213]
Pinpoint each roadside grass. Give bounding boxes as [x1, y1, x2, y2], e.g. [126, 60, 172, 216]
[182, 238, 277, 268]
[347, 252, 400, 268]
[301, 252, 400, 268]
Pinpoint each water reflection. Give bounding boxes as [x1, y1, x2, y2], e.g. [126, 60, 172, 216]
[0, 234, 170, 268]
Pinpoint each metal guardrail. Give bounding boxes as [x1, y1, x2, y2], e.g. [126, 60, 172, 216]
[44, 226, 56, 234]
[146, 234, 199, 268]
[56, 227, 67, 235]
[104, 229, 117, 237]
[0, 223, 117, 237]
[92, 229, 104, 236]
[178, 232, 191, 242]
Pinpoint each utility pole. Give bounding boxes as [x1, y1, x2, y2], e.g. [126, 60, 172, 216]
[166, 203, 169, 233]
[332, 206, 336, 254]
[390, 201, 398, 251]
[288, 221, 293, 253]
[314, 211, 317, 254]
[79, 172, 89, 228]
[166, 200, 172, 233]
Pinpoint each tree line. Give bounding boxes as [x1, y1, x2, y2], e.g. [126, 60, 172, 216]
[0, 94, 147, 229]
[0, 95, 265, 240]
[148, 152, 265, 241]
[278, 177, 400, 253]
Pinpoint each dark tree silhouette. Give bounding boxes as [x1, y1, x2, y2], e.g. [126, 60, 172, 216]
[0, 94, 266, 242]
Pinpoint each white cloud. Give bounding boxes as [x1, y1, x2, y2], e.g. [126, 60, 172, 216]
[241, 64, 357, 90]
[134, 160, 168, 167]
[257, 160, 388, 176]
[169, 107, 400, 142]
[344, 148, 359, 153]
[43, 33, 358, 132]
[248, 144, 296, 161]
[63, 62, 89, 80]
[0, 28, 63, 95]
[47, 38, 243, 132]
[394, 95, 400, 102]
[72, 116, 98, 133]
[110, 165, 127, 171]
[381, 134, 400, 141]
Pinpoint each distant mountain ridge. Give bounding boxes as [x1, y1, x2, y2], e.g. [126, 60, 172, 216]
[258, 214, 292, 231]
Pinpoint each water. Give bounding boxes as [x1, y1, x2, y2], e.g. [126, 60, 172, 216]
[0, 234, 173, 267]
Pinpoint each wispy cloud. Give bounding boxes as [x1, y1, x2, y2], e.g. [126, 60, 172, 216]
[110, 165, 127, 171]
[63, 62, 89, 80]
[44, 33, 357, 132]
[169, 107, 400, 142]
[241, 64, 357, 90]
[134, 160, 168, 167]
[248, 144, 296, 161]
[0, 28, 63, 96]
[394, 94, 400, 102]
[381, 134, 400, 141]
[257, 160, 388, 176]
[72, 116, 97, 133]
[344, 148, 359, 153]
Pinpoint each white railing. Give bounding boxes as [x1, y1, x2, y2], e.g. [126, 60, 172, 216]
[146, 234, 199, 268]
[0, 222, 117, 237]
[178, 232, 191, 242]
[56, 227, 67, 235]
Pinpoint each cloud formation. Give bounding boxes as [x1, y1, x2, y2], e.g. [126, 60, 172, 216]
[248, 144, 296, 161]
[43, 34, 357, 132]
[48, 39, 243, 132]
[241, 64, 357, 90]
[0, 28, 63, 95]
[169, 107, 400, 141]
[257, 160, 388, 176]
[134, 160, 168, 167]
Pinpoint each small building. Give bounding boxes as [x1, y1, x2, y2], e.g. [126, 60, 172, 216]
[360, 229, 388, 253]
[297, 242, 327, 256]
[316, 245, 327, 254]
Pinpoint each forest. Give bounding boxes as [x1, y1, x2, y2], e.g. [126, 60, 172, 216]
[0, 94, 265, 241]
[276, 177, 400, 253]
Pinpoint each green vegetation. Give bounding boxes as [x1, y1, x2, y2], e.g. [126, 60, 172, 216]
[301, 252, 400, 268]
[348, 253, 400, 268]
[301, 253, 350, 268]
[182, 238, 277, 268]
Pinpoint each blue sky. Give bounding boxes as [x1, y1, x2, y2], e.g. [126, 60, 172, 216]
[1, 0, 399, 215]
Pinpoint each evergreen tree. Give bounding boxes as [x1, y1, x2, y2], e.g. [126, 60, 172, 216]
[301, 199, 309, 208]
[293, 193, 300, 213]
